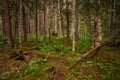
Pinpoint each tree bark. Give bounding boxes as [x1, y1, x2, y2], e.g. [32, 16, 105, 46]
[60, 1, 64, 37]
[4, 0, 14, 49]
[19, 0, 22, 43]
[66, 0, 70, 43]
[109, 0, 114, 35]
[35, 0, 38, 41]
[94, 0, 102, 47]
[58, 0, 62, 36]
[0, 16, 3, 35]
[22, 0, 27, 42]
[43, 1, 46, 42]
[72, 0, 76, 52]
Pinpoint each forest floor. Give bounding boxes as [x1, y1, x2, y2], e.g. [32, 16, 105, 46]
[0, 42, 120, 80]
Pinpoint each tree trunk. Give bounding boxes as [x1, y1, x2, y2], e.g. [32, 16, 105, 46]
[113, 0, 116, 22]
[94, 0, 102, 47]
[43, 3, 46, 42]
[14, 0, 18, 39]
[38, 11, 40, 37]
[22, 0, 27, 42]
[35, 0, 38, 41]
[66, 0, 70, 43]
[58, 0, 62, 36]
[75, 12, 79, 40]
[72, 0, 76, 52]
[60, 0, 64, 37]
[0, 16, 3, 35]
[94, 17, 102, 47]
[3, 0, 14, 49]
[109, 0, 114, 35]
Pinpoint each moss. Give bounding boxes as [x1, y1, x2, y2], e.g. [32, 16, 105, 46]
[0, 44, 120, 80]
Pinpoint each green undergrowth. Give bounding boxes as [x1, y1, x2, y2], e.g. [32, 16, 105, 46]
[38, 35, 92, 54]
[0, 35, 120, 80]
[0, 35, 6, 48]
[0, 48, 120, 80]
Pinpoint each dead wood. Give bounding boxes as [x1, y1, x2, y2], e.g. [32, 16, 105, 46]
[8, 46, 38, 61]
[70, 32, 120, 68]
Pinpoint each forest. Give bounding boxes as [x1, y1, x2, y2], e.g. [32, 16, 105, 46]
[0, 0, 120, 80]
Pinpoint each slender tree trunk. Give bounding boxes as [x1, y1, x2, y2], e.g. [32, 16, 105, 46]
[22, 0, 27, 42]
[60, 0, 64, 37]
[72, 0, 76, 51]
[109, 0, 114, 35]
[32, 18, 35, 36]
[0, 16, 3, 35]
[75, 12, 79, 40]
[113, 0, 116, 22]
[46, 6, 49, 35]
[43, 4, 46, 41]
[4, 0, 14, 49]
[66, 0, 70, 43]
[41, 11, 44, 35]
[19, 0, 22, 43]
[38, 11, 40, 36]
[27, 14, 30, 36]
[58, 0, 62, 35]
[14, 0, 18, 39]
[35, 0, 38, 41]
[94, 0, 102, 47]
[54, 12, 57, 34]
[113, 0, 116, 34]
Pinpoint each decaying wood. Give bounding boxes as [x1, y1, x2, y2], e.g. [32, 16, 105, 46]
[8, 46, 38, 61]
[70, 33, 120, 68]
[70, 46, 101, 68]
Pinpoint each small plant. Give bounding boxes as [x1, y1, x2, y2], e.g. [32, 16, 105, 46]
[66, 57, 76, 65]
[29, 58, 41, 64]
[86, 61, 94, 67]
[71, 69, 80, 77]
[0, 35, 6, 48]
[85, 75, 95, 80]
[23, 64, 39, 75]
[43, 57, 48, 63]
[96, 62, 105, 69]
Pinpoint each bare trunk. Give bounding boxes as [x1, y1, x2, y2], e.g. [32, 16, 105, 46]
[0, 16, 3, 35]
[94, 0, 102, 47]
[43, 7, 46, 41]
[32, 18, 35, 36]
[14, 0, 18, 39]
[19, 0, 22, 43]
[113, 0, 116, 22]
[75, 12, 79, 40]
[58, 0, 62, 35]
[54, 12, 57, 34]
[35, 0, 38, 41]
[22, 0, 27, 42]
[4, 0, 14, 48]
[38, 11, 40, 36]
[66, 0, 70, 43]
[60, 1, 64, 37]
[109, 0, 114, 35]
[72, 0, 76, 52]
[46, 6, 49, 35]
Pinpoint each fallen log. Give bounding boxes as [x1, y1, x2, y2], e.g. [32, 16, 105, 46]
[70, 33, 120, 68]
[8, 46, 39, 61]
[70, 46, 101, 68]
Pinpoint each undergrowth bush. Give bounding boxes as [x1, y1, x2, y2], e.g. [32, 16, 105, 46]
[38, 35, 92, 54]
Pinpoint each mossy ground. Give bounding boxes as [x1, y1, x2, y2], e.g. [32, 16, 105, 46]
[0, 42, 120, 80]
